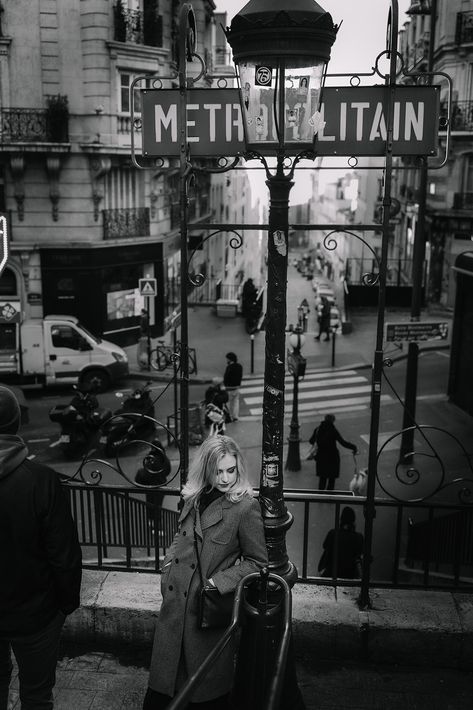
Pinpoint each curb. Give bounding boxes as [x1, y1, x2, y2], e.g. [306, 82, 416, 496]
[64, 570, 473, 670]
[126, 343, 451, 383]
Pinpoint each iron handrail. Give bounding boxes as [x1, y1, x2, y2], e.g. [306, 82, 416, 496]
[167, 572, 292, 710]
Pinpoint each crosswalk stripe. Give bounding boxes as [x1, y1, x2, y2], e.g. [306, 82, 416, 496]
[244, 384, 372, 406]
[248, 394, 391, 416]
[241, 375, 367, 395]
[241, 369, 359, 389]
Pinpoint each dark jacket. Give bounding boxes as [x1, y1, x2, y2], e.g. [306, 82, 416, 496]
[223, 361, 243, 389]
[309, 421, 357, 479]
[319, 526, 364, 579]
[148, 494, 268, 702]
[0, 435, 82, 636]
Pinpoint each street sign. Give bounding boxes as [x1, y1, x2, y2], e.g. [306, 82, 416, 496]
[0, 214, 9, 276]
[164, 308, 181, 332]
[141, 85, 440, 158]
[139, 278, 157, 297]
[386, 322, 449, 342]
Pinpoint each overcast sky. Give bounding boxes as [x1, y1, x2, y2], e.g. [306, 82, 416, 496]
[212, 0, 415, 204]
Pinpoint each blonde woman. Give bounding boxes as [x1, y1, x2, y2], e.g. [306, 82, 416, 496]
[143, 435, 268, 709]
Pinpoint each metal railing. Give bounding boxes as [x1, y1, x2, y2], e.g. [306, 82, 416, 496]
[0, 108, 69, 143]
[65, 482, 473, 590]
[113, 2, 163, 47]
[345, 257, 424, 287]
[64, 483, 179, 572]
[102, 207, 150, 240]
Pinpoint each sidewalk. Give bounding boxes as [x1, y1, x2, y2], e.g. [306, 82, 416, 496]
[7, 641, 473, 709]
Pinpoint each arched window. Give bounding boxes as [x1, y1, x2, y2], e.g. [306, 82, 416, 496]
[0, 268, 18, 297]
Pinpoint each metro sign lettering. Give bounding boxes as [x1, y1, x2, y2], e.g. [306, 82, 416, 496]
[142, 89, 243, 157]
[141, 85, 440, 158]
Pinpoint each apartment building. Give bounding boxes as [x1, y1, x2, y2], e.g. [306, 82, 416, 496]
[0, 0, 223, 344]
[397, 0, 473, 308]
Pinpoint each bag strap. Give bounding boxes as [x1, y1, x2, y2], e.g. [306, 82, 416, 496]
[193, 509, 205, 587]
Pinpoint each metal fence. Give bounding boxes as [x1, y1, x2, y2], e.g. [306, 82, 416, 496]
[64, 483, 179, 573]
[64, 482, 473, 590]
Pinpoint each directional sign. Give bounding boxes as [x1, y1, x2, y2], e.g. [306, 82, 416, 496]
[139, 278, 157, 297]
[141, 85, 440, 157]
[0, 215, 9, 276]
[386, 322, 449, 342]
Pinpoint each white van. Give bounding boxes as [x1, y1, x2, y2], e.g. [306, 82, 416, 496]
[0, 314, 128, 391]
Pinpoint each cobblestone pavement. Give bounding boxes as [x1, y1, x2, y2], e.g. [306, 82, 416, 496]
[7, 644, 473, 709]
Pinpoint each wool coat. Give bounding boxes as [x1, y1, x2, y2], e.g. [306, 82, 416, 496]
[309, 421, 357, 480]
[148, 493, 268, 702]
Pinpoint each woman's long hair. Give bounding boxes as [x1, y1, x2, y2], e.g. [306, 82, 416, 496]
[182, 435, 253, 505]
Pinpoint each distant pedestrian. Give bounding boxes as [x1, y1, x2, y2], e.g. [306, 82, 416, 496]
[318, 506, 364, 579]
[315, 296, 331, 341]
[309, 413, 357, 491]
[223, 352, 243, 422]
[204, 378, 229, 435]
[0, 386, 82, 709]
[140, 308, 150, 336]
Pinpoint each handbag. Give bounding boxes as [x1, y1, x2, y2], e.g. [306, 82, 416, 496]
[305, 443, 318, 461]
[193, 513, 234, 630]
[348, 456, 367, 496]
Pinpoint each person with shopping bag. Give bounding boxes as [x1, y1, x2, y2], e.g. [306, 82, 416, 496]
[308, 413, 358, 491]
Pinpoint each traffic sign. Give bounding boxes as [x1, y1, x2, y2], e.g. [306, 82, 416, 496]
[0, 215, 9, 276]
[139, 278, 157, 296]
[386, 321, 449, 342]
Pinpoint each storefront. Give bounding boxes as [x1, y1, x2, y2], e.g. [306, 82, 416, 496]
[40, 243, 165, 346]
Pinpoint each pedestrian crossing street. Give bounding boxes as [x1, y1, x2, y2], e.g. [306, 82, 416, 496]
[240, 369, 393, 417]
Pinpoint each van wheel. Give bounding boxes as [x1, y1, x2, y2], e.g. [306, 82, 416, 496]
[79, 369, 110, 393]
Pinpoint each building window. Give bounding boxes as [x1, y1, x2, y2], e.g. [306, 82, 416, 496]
[119, 72, 150, 114]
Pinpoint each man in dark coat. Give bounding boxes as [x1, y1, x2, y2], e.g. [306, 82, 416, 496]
[309, 413, 357, 491]
[0, 386, 82, 709]
[318, 506, 364, 579]
[223, 352, 243, 422]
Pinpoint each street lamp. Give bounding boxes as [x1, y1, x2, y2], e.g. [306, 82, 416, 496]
[286, 328, 307, 472]
[226, 0, 338, 582]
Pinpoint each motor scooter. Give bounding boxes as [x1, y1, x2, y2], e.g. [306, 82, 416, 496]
[49, 385, 112, 457]
[99, 381, 156, 457]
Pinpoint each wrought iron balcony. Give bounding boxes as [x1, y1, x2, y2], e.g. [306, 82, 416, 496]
[113, 1, 163, 47]
[103, 207, 150, 240]
[0, 107, 69, 143]
[440, 100, 473, 132]
[455, 11, 473, 45]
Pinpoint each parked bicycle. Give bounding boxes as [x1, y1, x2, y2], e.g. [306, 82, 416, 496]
[149, 341, 197, 374]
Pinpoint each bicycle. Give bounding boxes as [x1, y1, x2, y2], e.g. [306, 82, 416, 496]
[150, 341, 177, 372]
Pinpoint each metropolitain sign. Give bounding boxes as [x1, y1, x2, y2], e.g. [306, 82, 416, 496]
[141, 85, 440, 158]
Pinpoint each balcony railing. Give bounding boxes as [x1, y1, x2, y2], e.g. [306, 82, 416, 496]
[114, 1, 163, 47]
[103, 207, 150, 240]
[440, 100, 473, 132]
[456, 11, 473, 45]
[0, 108, 69, 143]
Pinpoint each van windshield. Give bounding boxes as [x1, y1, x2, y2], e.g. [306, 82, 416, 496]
[78, 322, 102, 344]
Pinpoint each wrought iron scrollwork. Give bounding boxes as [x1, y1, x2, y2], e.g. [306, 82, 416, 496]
[322, 229, 380, 285]
[187, 229, 243, 287]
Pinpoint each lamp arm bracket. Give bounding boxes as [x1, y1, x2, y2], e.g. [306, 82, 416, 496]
[187, 229, 243, 287]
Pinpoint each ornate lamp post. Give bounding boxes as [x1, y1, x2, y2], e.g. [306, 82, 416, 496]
[286, 328, 306, 472]
[226, 0, 338, 581]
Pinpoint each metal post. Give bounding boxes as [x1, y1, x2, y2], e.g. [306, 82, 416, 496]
[172, 327, 179, 445]
[177, 3, 195, 489]
[146, 295, 152, 371]
[260, 164, 297, 583]
[250, 333, 255, 375]
[285, 367, 301, 472]
[331, 328, 336, 367]
[359, 0, 399, 610]
[399, 0, 437, 464]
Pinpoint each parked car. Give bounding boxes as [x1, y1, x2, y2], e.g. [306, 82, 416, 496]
[314, 284, 336, 305]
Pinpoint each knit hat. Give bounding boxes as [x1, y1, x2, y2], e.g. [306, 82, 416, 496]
[0, 386, 21, 434]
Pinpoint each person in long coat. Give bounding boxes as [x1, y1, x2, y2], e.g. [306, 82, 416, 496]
[309, 413, 357, 491]
[143, 435, 268, 709]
